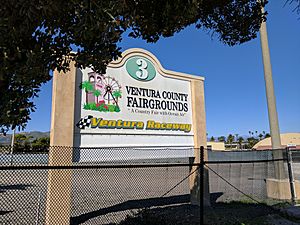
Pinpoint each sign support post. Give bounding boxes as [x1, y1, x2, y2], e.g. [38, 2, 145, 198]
[45, 62, 77, 225]
[190, 80, 210, 206]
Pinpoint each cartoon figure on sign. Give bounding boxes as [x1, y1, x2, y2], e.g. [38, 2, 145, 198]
[80, 72, 122, 112]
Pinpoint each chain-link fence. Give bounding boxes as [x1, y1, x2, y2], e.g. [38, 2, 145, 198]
[0, 146, 298, 225]
[1, 146, 197, 225]
[204, 147, 300, 225]
[207, 148, 287, 203]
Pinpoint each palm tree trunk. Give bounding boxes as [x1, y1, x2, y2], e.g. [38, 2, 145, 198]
[86, 90, 88, 103]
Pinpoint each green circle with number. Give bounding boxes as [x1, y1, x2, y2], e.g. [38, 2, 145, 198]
[126, 56, 156, 81]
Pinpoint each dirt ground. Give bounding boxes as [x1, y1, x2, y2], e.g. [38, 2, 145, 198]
[2, 159, 300, 224]
[108, 202, 300, 225]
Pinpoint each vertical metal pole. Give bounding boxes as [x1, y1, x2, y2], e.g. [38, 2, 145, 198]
[10, 128, 15, 166]
[259, 4, 284, 179]
[286, 147, 297, 205]
[200, 146, 204, 225]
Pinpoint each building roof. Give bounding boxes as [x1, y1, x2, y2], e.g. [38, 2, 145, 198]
[207, 141, 225, 151]
[253, 133, 300, 150]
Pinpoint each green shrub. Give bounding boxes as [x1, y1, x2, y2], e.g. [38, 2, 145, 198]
[83, 103, 90, 110]
[84, 103, 97, 110]
[89, 103, 97, 110]
[98, 104, 109, 112]
[84, 102, 120, 112]
[108, 105, 115, 112]
[114, 106, 120, 112]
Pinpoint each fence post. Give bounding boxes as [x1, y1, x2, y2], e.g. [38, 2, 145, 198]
[46, 62, 76, 224]
[9, 128, 15, 166]
[200, 146, 204, 225]
[286, 147, 297, 205]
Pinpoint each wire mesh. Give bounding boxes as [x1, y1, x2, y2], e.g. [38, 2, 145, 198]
[206, 148, 288, 203]
[203, 148, 295, 225]
[0, 146, 197, 225]
[0, 146, 295, 225]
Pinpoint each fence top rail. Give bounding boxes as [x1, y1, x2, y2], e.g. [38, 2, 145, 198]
[205, 158, 286, 164]
[0, 145, 196, 151]
[0, 157, 287, 170]
[206, 148, 287, 152]
[0, 146, 288, 151]
[0, 162, 200, 170]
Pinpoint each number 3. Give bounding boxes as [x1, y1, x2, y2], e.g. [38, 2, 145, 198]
[136, 59, 148, 79]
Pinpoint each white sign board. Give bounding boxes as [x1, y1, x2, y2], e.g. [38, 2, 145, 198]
[72, 49, 203, 161]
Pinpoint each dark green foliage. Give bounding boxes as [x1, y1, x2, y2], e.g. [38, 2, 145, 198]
[0, 0, 267, 133]
[215, 131, 271, 149]
[245, 137, 260, 149]
[218, 136, 226, 142]
[226, 134, 235, 144]
[31, 136, 50, 147]
[265, 133, 271, 138]
[12, 134, 49, 153]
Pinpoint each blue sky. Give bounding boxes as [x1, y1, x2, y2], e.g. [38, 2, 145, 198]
[23, 2, 300, 137]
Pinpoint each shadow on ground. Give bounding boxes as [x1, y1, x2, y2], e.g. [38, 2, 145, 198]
[105, 201, 288, 225]
[70, 192, 300, 225]
[0, 210, 13, 216]
[70, 194, 190, 225]
[0, 184, 34, 193]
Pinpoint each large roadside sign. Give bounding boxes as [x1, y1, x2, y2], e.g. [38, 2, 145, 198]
[51, 48, 206, 161]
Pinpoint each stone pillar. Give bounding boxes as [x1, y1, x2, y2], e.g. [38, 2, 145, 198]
[190, 79, 210, 206]
[45, 62, 76, 225]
